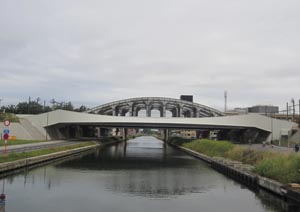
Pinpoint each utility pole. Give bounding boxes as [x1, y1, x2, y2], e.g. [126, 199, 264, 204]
[224, 90, 227, 113]
[299, 99, 300, 127]
[286, 102, 289, 121]
[28, 96, 31, 114]
[0, 99, 2, 113]
[292, 98, 295, 122]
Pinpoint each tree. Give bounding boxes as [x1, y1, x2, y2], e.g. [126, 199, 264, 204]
[15, 101, 44, 114]
[53, 101, 74, 111]
[1, 99, 88, 114]
[75, 105, 87, 112]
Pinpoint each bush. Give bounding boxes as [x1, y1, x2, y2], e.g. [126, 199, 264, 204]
[255, 154, 300, 184]
[182, 139, 234, 157]
[168, 136, 192, 146]
[180, 138, 300, 184]
[0, 113, 19, 122]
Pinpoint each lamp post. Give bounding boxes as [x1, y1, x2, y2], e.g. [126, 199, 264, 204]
[298, 99, 300, 127]
[271, 113, 274, 145]
[45, 111, 49, 141]
[291, 98, 295, 122]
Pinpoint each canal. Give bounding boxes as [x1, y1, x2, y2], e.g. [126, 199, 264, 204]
[0, 136, 298, 212]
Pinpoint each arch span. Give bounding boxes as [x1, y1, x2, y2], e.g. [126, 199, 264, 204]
[86, 97, 224, 118]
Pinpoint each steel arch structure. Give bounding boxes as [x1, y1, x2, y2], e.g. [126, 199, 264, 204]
[86, 97, 224, 118]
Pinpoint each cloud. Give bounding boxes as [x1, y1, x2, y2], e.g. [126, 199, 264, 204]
[0, 0, 300, 111]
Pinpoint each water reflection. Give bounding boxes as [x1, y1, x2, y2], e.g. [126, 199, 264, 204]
[57, 137, 215, 198]
[2, 136, 300, 212]
[256, 189, 300, 212]
[0, 178, 6, 212]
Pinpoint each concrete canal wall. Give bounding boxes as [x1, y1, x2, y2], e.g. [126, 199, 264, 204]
[0, 141, 119, 174]
[0, 144, 99, 173]
[171, 144, 300, 204]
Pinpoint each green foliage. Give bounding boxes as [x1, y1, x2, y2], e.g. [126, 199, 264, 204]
[53, 101, 74, 111]
[74, 105, 87, 112]
[255, 154, 300, 184]
[1, 99, 89, 115]
[182, 139, 234, 157]
[180, 139, 300, 184]
[0, 113, 19, 122]
[225, 147, 267, 165]
[0, 142, 95, 163]
[168, 136, 192, 145]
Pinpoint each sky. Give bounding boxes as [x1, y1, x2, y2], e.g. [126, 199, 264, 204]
[0, 0, 300, 112]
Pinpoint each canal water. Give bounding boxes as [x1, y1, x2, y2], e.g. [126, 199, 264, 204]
[0, 136, 298, 212]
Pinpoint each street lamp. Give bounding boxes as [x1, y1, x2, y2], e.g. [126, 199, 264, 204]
[45, 111, 49, 141]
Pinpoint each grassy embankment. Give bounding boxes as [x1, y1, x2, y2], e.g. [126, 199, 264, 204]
[169, 137, 300, 184]
[0, 141, 96, 163]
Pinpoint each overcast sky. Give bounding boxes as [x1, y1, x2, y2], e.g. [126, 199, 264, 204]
[0, 0, 300, 111]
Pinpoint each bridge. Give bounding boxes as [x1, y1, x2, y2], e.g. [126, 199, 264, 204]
[8, 97, 298, 143]
[87, 97, 224, 117]
[17, 109, 297, 143]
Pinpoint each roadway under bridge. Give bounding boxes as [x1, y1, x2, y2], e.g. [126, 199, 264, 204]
[17, 110, 297, 144]
[86, 97, 224, 117]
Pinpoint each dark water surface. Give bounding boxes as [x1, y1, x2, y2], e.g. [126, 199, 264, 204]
[1, 136, 298, 212]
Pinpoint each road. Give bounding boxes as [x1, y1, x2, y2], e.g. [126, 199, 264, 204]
[239, 143, 297, 153]
[0, 140, 83, 154]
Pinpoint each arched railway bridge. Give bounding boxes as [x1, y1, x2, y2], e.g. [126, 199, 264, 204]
[86, 97, 224, 118]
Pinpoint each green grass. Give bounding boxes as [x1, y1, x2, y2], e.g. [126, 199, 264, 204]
[254, 153, 300, 183]
[182, 139, 234, 157]
[179, 139, 300, 184]
[0, 142, 96, 163]
[168, 136, 193, 145]
[0, 113, 19, 122]
[0, 139, 45, 146]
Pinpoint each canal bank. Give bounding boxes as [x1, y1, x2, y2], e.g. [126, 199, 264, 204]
[169, 143, 300, 204]
[0, 139, 120, 175]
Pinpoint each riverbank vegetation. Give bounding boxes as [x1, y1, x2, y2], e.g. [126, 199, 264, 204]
[0, 141, 96, 163]
[0, 113, 19, 122]
[171, 137, 300, 184]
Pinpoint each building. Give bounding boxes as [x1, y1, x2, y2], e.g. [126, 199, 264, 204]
[180, 130, 196, 139]
[248, 105, 279, 114]
[226, 105, 279, 115]
[180, 95, 193, 102]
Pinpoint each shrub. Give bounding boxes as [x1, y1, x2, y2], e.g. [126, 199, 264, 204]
[182, 139, 234, 157]
[255, 154, 300, 184]
[180, 138, 300, 184]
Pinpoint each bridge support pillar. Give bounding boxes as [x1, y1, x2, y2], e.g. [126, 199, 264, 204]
[177, 105, 184, 117]
[112, 106, 117, 116]
[129, 103, 133, 117]
[163, 129, 169, 142]
[133, 106, 138, 117]
[180, 108, 184, 117]
[162, 104, 166, 117]
[146, 105, 151, 117]
[123, 128, 128, 141]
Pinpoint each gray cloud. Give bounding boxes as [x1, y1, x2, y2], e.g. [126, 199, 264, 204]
[0, 0, 300, 111]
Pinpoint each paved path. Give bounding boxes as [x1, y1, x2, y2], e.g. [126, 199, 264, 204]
[0, 140, 82, 154]
[239, 144, 297, 153]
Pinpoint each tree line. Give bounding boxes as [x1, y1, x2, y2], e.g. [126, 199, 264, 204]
[0, 100, 88, 114]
